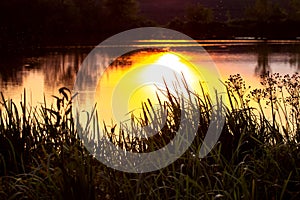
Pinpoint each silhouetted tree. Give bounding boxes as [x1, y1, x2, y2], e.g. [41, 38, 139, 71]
[289, 0, 300, 20]
[245, 0, 286, 22]
[104, 0, 139, 27]
[167, 17, 185, 31]
[185, 3, 214, 24]
[225, 10, 232, 23]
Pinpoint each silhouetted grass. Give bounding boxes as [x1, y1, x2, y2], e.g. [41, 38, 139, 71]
[1, 73, 300, 199]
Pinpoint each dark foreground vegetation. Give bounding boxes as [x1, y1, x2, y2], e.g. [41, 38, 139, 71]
[1, 73, 300, 199]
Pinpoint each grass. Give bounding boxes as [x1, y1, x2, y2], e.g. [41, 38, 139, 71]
[0, 72, 300, 199]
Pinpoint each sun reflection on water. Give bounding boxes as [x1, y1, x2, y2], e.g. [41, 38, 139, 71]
[95, 50, 206, 128]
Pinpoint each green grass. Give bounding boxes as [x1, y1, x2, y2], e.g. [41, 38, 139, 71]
[1, 73, 300, 199]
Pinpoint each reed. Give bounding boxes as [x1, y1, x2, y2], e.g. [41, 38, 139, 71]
[0, 73, 300, 199]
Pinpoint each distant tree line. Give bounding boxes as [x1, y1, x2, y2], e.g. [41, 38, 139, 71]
[0, 0, 300, 52]
[168, 0, 300, 39]
[0, 0, 153, 51]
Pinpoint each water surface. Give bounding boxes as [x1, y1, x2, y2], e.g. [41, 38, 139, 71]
[1, 41, 300, 114]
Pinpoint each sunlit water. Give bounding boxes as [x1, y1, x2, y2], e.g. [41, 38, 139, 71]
[1, 41, 300, 125]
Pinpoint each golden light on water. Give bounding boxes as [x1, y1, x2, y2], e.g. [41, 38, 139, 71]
[95, 50, 206, 126]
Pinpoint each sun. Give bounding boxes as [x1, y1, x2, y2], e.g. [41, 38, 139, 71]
[95, 50, 206, 129]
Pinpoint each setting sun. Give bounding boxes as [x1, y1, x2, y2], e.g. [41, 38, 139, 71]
[95, 50, 205, 127]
